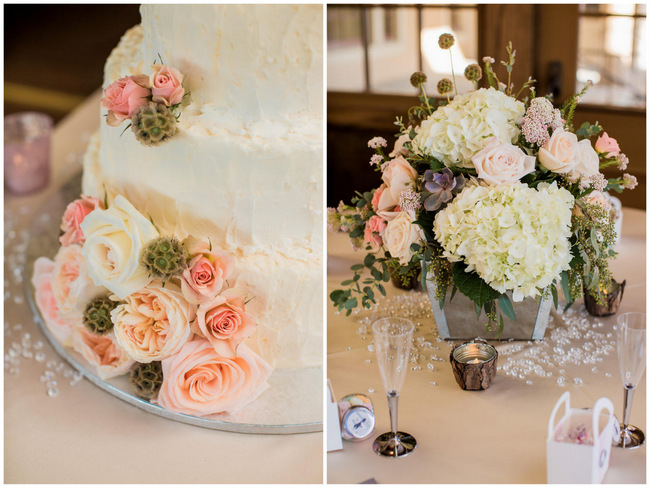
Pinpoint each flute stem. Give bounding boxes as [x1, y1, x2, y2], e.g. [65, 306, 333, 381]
[387, 390, 399, 436]
[622, 384, 635, 430]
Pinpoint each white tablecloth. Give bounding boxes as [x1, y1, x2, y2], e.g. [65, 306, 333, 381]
[4, 92, 323, 484]
[327, 209, 646, 484]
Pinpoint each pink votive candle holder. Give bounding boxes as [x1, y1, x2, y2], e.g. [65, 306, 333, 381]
[4, 112, 53, 195]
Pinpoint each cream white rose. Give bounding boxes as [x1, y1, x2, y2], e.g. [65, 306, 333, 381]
[377, 156, 418, 218]
[471, 137, 536, 185]
[539, 128, 578, 174]
[572, 139, 600, 180]
[81, 195, 159, 299]
[381, 209, 424, 265]
[111, 281, 195, 363]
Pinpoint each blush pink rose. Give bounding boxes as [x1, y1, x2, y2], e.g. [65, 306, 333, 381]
[471, 137, 536, 185]
[31, 257, 77, 346]
[367, 215, 387, 234]
[180, 237, 235, 304]
[101, 75, 150, 127]
[193, 288, 256, 357]
[60, 195, 104, 247]
[381, 156, 418, 207]
[71, 327, 134, 380]
[150, 64, 185, 106]
[595, 132, 621, 157]
[371, 185, 385, 212]
[363, 225, 383, 252]
[539, 128, 579, 175]
[157, 338, 272, 416]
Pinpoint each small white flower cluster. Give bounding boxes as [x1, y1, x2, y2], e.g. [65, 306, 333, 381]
[433, 182, 574, 301]
[616, 153, 629, 171]
[398, 189, 422, 213]
[413, 88, 525, 168]
[369, 154, 384, 166]
[622, 173, 638, 190]
[521, 97, 563, 147]
[579, 173, 608, 192]
[367, 136, 387, 149]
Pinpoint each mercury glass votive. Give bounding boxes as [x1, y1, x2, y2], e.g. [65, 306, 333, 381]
[449, 341, 498, 390]
[4, 112, 53, 195]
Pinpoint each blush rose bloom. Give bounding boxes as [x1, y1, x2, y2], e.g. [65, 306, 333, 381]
[71, 326, 134, 380]
[539, 128, 579, 175]
[193, 288, 256, 357]
[101, 75, 150, 127]
[180, 237, 235, 304]
[471, 137, 535, 185]
[32, 257, 78, 346]
[377, 156, 419, 214]
[60, 196, 104, 247]
[156, 338, 272, 416]
[595, 132, 621, 157]
[111, 281, 195, 363]
[81, 195, 159, 299]
[51, 244, 105, 319]
[150, 64, 185, 106]
[370, 185, 385, 212]
[363, 225, 383, 252]
[381, 209, 424, 265]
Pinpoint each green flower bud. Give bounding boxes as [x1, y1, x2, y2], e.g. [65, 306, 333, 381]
[464, 64, 483, 82]
[131, 102, 178, 147]
[438, 33, 455, 50]
[83, 297, 117, 335]
[130, 361, 163, 400]
[140, 236, 187, 281]
[437, 78, 453, 95]
[410, 71, 428, 88]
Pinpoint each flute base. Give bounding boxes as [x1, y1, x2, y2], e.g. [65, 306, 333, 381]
[615, 424, 645, 449]
[373, 431, 417, 458]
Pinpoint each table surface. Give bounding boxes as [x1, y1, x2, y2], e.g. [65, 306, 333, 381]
[327, 209, 646, 484]
[4, 92, 323, 484]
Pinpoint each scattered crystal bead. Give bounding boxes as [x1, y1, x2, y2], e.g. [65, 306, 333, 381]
[47, 387, 59, 398]
[368, 387, 374, 394]
[429, 381, 437, 386]
[33, 341, 43, 350]
[35, 352, 45, 362]
[367, 345, 375, 353]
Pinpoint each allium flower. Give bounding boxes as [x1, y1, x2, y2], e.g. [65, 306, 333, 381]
[422, 168, 466, 211]
[398, 189, 422, 213]
[616, 153, 629, 171]
[521, 97, 563, 147]
[433, 182, 574, 301]
[414, 88, 525, 168]
[370, 154, 384, 167]
[622, 173, 638, 190]
[368, 137, 387, 149]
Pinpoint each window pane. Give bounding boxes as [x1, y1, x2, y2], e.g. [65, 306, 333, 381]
[327, 6, 366, 92]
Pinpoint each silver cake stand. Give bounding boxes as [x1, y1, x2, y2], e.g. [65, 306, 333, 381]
[24, 173, 323, 435]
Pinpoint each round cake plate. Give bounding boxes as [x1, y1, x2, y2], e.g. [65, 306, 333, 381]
[24, 173, 323, 435]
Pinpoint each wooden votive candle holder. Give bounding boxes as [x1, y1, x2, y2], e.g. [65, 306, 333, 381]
[450, 341, 498, 390]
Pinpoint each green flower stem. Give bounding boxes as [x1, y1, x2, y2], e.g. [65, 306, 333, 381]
[449, 50, 458, 97]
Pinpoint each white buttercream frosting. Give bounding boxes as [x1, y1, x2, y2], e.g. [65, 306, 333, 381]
[82, 5, 323, 368]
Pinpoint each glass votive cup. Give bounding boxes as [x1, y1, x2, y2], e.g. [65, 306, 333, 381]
[4, 112, 53, 195]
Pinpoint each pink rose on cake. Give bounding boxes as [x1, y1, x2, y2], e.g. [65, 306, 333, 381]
[81, 195, 159, 299]
[101, 75, 150, 127]
[60, 195, 104, 247]
[111, 281, 195, 363]
[51, 244, 105, 319]
[31, 257, 78, 346]
[150, 64, 185, 106]
[181, 236, 235, 304]
[156, 338, 272, 416]
[72, 326, 134, 380]
[193, 288, 256, 357]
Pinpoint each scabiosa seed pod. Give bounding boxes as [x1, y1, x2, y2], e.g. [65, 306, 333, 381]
[130, 361, 163, 400]
[438, 33, 455, 50]
[464, 64, 483, 82]
[410, 71, 428, 88]
[140, 236, 187, 281]
[437, 78, 453, 95]
[131, 102, 178, 147]
[83, 297, 117, 335]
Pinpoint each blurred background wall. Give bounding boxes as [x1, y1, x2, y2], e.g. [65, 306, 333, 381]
[328, 4, 646, 209]
[4, 4, 141, 123]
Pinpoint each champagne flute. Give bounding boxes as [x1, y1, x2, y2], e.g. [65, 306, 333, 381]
[615, 312, 646, 449]
[372, 317, 417, 458]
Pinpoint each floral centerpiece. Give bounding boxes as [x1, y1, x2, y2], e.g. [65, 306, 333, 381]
[328, 35, 636, 335]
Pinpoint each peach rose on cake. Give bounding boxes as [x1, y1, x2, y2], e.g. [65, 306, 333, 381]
[471, 137, 535, 185]
[595, 132, 620, 157]
[180, 236, 235, 304]
[59, 195, 104, 247]
[150, 65, 185, 106]
[71, 326, 134, 380]
[193, 288, 256, 357]
[101, 75, 150, 127]
[111, 281, 195, 363]
[381, 209, 424, 265]
[31, 257, 78, 346]
[81, 195, 159, 299]
[156, 338, 272, 416]
[51, 244, 105, 319]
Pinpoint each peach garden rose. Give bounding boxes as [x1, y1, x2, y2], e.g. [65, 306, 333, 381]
[377, 156, 418, 216]
[111, 281, 195, 363]
[71, 326, 134, 380]
[156, 338, 272, 416]
[150, 64, 185, 106]
[101, 75, 150, 127]
[59, 195, 104, 247]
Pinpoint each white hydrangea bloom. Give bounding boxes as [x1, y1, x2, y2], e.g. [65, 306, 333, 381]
[433, 181, 574, 301]
[414, 88, 525, 168]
